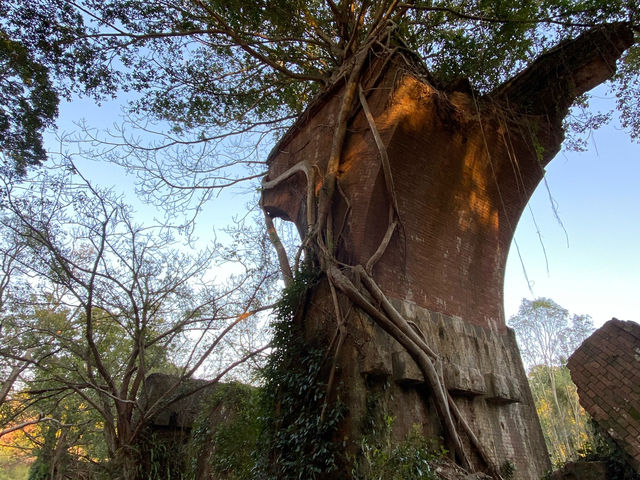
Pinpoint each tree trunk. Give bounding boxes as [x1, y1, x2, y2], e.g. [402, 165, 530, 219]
[262, 23, 633, 479]
[547, 366, 572, 456]
[115, 447, 139, 480]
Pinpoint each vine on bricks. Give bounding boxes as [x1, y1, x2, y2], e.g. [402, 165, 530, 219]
[253, 266, 346, 479]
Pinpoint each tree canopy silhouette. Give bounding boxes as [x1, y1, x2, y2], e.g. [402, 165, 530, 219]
[2, 1, 638, 182]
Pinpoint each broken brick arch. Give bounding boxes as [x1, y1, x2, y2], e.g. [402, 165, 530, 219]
[261, 23, 634, 479]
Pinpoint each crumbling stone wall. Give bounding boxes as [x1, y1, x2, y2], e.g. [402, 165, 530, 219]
[302, 287, 550, 477]
[141, 373, 214, 430]
[568, 319, 640, 472]
[136, 374, 218, 479]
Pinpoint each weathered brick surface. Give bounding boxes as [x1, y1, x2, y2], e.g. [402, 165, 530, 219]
[263, 53, 555, 478]
[568, 319, 640, 472]
[301, 286, 551, 479]
[262, 54, 563, 330]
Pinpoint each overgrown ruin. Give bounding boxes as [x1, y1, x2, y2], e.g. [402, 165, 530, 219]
[261, 23, 634, 479]
[568, 319, 640, 472]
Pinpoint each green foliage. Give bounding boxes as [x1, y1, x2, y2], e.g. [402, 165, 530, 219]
[577, 425, 640, 480]
[0, 1, 121, 177]
[138, 382, 260, 480]
[353, 423, 444, 480]
[615, 43, 640, 140]
[254, 267, 346, 479]
[0, 31, 58, 177]
[0, 459, 29, 480]
[22, 394, 108, 480]
[25, 419, 105, 480]
[500, 459, 516, 480]
[27, 425, 60, 480]
[0, 175, 243, 479]
[528, 365, 594, 465]
[3, 0, 637, 182]
[64, 0, 638, 110]
[103, 0, 638, 139]
[188, 383, 261, 480]
[142, 433, 172, 480]
[360, 375, 393, 439]
[352, 377, 445, 480]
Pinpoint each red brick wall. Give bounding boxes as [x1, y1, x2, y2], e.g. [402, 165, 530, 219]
[568, 319, 640, 471]
[263, 57, 561, 329]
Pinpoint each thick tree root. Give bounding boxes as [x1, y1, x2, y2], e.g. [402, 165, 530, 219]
[326, 264, 474, 471]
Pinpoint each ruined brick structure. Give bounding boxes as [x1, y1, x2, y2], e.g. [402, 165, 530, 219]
[262, 24, 633, 479]
[136, 374, 214, 480]
[138, 375, 256, 480]
[568, 319, 640, 472]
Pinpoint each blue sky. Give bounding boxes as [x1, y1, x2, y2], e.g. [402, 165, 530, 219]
[504, 95, 640, 326]
[50, 88, 639, 329]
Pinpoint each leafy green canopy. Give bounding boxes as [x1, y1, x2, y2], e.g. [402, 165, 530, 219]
[0, 33, 57, 177]
[2, 0, 639, 177]
[61, 2, 640, 127]
[0, 1, 121, 177]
